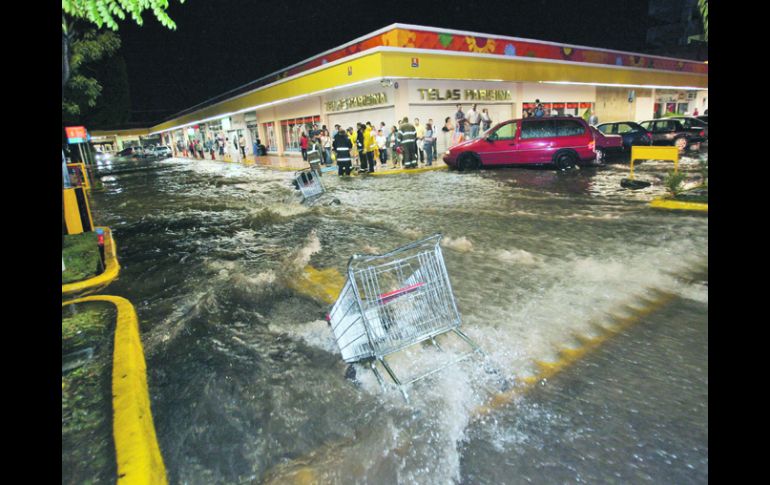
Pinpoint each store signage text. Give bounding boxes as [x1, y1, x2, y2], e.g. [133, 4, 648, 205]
[65, 126, 88, 143]
[417, 88, 513, 102]
[325, 92, 388, 112]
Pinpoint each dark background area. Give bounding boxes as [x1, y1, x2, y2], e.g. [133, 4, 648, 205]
[117, 0, 653, 125]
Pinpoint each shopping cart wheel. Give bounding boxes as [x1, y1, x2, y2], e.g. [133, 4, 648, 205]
[344, 364, 357, 382]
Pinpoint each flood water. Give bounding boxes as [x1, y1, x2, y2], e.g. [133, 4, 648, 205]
[89, 155, 707, 484]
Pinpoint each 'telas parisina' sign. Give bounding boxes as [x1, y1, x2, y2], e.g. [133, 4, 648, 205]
[417, 88, 512, 102]
[325, 92, 388, 112]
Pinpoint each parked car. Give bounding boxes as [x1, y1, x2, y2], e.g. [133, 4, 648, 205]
[696, 115, 708, 125]
[152, 145, 173, 159]
[117, 146, 145, 158]
[589, 126, 623, 162]
[443, 116, 596, 171]
[638, 119, 707, 152]
[595, 121, 653, 152]
[669, 116, 708, 139]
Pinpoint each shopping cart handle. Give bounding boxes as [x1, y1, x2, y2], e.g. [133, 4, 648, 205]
[377, 282, 425, 304]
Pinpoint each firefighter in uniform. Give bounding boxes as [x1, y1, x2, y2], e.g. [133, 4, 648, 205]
[398, 117, 418, 168]
[332, 125, 353, 176]
[355, 123, 367, 173]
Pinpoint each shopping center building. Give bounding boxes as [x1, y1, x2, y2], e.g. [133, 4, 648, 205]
[91, 24, 708, 157]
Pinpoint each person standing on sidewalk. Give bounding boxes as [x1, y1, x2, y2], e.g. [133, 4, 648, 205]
[467, 104, 481, 139]
[389, 125, 401, 167]
[481, 108, 493, 133]
[239, 134, 247, 158]
[455, 105, 466, 135]
[398, 117, 417, 169]
[376, 128, 387, 166]
[333, 126, 353, 176]
[423, 122, 436, 166]
[414, 118, 425, 165]
[197, 140, 204, 159]
[321, 129, 333, 166]
[300, 132, 309, 161]
[428, 118, 438, 161]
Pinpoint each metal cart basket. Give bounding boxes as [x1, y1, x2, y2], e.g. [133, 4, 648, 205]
[327, 234, 484, 400]
[294, 168, 325, 201]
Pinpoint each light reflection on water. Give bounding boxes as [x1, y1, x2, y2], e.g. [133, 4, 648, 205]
[90, 156, 707, 484]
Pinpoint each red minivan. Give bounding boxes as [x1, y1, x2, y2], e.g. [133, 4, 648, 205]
[443, 116, 596, 171]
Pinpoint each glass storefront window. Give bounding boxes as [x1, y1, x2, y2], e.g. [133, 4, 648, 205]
[262, 122, 277, 152]
[280, 116, 320, 152]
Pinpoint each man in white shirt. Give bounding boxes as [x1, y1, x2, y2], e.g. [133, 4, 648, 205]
[414, 118, 426, 164]
[467, 104, 481, 139]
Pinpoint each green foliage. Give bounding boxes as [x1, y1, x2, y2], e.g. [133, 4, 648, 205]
[698, 157, 708, 187]
[62, 232, 103, 284]
[62, 0, 185, 30]
[664, 170, 687, 197]
[698, 0, 708, 41]
[63, 29, 121, 118]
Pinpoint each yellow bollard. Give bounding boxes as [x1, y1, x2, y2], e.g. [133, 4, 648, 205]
[629, 146, 679, 180]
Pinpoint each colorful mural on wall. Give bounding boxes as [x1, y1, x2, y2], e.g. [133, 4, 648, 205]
[199, 25, 708, 110]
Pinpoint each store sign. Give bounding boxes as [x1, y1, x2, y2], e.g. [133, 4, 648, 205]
[417, 88, 512, 102]
[65, 126, 88, 144]
[325, 92, 388, 112]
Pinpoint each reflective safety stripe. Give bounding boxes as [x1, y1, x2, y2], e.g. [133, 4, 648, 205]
[336, 147, 349, 151]
[400, 131, 416, 135]
[401, 140, 416, 145]
[337, 157, 351, 162]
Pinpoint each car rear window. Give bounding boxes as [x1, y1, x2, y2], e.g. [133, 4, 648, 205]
[617, 124, 634, 134]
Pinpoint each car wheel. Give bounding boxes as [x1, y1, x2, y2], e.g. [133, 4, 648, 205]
[674, 137, 688, 152]
[457, 152, 481, 172]
[595, 149, 605, 164]
[553, 151, 577, 171]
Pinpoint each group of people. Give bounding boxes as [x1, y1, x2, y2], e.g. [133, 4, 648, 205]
[306, 117, 441, 176]
[175, 133, 261, 161]
[299, 104, 495, 177]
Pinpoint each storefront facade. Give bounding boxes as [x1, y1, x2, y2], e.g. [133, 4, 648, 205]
[95, 24, 707, 155]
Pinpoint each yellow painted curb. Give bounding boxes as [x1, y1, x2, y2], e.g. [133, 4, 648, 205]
[62, 226, 121, 298]
[649, 198, 708, 212]
[63, 295, 167, 485]
[288, 266, 345, 305]
[366, 165, 448, 176]
[471, 290, 677, 419]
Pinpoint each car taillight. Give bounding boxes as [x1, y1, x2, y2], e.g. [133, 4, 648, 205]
[589, 140, 595, 151]
[699, 130, 705, 137]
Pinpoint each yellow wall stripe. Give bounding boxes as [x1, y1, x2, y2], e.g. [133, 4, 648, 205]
[62, 295, 167, 485]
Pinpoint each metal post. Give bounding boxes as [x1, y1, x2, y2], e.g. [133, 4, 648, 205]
[62, 150, 72, 188]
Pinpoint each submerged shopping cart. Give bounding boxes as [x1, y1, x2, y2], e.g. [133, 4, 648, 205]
[293, 167, 325, 202]
[327, 234, 485, 400]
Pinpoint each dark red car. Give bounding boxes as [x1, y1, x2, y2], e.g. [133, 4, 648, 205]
[443, 116, 596, 171]
[589, 126, 623, 162]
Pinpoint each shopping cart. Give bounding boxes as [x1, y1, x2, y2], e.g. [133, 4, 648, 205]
[327, 234, 485, 400]
[293, 168, 325, 202]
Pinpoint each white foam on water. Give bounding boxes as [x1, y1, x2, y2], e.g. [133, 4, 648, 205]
[493, 248, 543, 266]
[442, 236, 474, 252]
[269, 319, 339, 355]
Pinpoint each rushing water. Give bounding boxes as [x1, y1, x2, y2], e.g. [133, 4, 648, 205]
[90, 155, 708, 484]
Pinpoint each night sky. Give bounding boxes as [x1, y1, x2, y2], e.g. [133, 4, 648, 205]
[118, 0, 652, 125]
